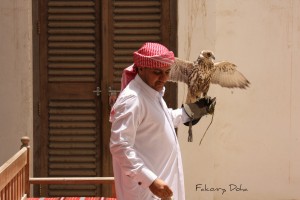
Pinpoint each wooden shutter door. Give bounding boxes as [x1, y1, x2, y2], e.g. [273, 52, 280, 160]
[38, 0, 102, 197]
[34, 0, 177, 197]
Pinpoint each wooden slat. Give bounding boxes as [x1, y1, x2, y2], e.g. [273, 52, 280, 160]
[49, 143, 96, 148]
[49, 77, 96, 82]
[49, 109, 96, 115]
[49, 14, 95, 21]
[114, 14, 160, 21]
[49, 163, 96, 169]
[114, 35, 160, 41]
[48, 42, 95, 48]
[113, 1, 160, 7]
[49, 149, 96, 155]
[49, 49, 95, 55]
[48, 1, 95, 7]
[49, 136, 96, 142]
[114, 21, 160, 28]
[48, 69, 95, 76]
[49, 100, 95, 107]
[113, 62, 132, 68]
[114, 28, 160, 35]
[113, 56, 133, 63]
[49, 115, 96, 121]
[48, 35, 95, 41]
[112, 42, 142, 48]
[48, 56, 95, 62]
[49, 156, 96, 163]
[48, 63, 96, 69]
[48, 28, 95, 35]
[48, 22, 95, 28]
[48, 8, 95, 14]
[49, 129, 96, 135]
[49, 122, 96, 128]
[114, 7, 160, 14]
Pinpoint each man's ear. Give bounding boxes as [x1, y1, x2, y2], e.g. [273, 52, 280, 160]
[137, 67, 144, 75]
[138, 67, 143, 71]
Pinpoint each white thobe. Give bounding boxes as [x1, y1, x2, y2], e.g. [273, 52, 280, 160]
[110, 75, 189, 200]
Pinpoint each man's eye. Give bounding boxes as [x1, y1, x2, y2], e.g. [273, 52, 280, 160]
[153, 71, 161, 75]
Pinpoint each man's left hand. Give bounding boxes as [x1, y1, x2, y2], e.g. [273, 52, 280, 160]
[149, 178, 173, 199]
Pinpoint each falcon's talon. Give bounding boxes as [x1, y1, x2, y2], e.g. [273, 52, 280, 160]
[204, 95, 211, 104]
[207, 97, 216, 114]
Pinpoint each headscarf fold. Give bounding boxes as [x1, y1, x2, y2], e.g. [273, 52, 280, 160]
[121, 42, 174, 90]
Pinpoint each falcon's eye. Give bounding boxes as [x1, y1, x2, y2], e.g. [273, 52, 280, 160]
[207, 52, 211, 57]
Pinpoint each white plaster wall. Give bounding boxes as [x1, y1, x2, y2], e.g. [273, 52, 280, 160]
[178, 0, 300, 199]
[0, 0, 33, 165]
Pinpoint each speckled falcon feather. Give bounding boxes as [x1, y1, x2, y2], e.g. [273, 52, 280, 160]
[211, 61, 250, 89]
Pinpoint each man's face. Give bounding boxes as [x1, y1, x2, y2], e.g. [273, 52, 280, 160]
[138, 66, 171, 92]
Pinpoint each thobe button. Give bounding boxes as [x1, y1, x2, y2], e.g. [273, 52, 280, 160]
[138, 182, 142, 185]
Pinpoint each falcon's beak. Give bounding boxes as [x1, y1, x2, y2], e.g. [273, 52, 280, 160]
[212, 55, 216, 60]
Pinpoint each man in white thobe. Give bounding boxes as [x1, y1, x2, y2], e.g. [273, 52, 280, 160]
[110, 42, 215, 200]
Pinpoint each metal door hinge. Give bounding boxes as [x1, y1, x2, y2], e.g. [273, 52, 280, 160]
[38, 102, 41, 116]
[37, 21, 40, 34]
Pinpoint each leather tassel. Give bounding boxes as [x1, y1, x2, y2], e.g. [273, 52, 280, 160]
[188, 120, 193, 142]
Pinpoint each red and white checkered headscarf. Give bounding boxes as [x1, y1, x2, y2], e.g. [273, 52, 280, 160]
[121, 42, 174, 90]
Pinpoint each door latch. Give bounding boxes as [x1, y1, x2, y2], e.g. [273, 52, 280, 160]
[92, 86, 102, 96]
[108, 87, 121, 106]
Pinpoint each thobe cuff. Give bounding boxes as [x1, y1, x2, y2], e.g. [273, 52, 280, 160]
[134, 167, 157, 188]
[178, 108, 191, 124]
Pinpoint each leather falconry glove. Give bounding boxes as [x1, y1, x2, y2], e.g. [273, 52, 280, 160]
[182, 97, 216, 142]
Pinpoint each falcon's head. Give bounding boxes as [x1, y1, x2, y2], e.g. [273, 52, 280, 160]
[195, 50, 216, 65]
[200, 50, 215, 61]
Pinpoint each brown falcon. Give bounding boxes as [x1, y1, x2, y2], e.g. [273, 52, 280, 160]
[169, 50, 250, 103]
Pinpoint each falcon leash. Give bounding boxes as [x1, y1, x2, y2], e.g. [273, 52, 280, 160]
[199, 112, 214, 146]
[188, 120, 193, 142]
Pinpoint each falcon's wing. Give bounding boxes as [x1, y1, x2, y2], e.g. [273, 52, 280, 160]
[211, 61, 250, 89]
[169, 57, 194, 84]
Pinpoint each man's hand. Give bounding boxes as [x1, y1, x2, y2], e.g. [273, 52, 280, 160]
[149, 178, 173, 199]
[182, 96, 216, 126]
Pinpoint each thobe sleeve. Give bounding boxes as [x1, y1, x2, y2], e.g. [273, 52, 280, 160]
[110, 95, 157, 188]
[168, 108, 190, 128]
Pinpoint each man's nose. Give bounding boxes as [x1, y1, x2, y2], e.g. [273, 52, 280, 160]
[160, 73, 169, 81]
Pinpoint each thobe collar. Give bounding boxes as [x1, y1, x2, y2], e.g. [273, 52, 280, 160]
[134, 74, 165, 101]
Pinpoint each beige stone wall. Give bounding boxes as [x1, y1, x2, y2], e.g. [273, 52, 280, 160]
[0, 0, 33, 165]
[178, 0, 300, 199]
